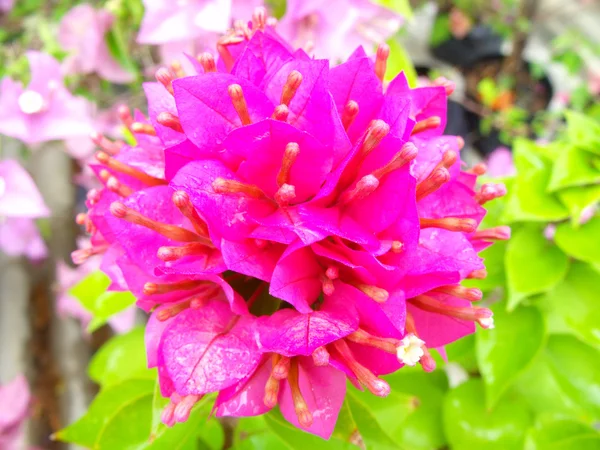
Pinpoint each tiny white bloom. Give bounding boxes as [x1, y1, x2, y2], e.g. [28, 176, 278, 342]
[18, 90, 45, 115]
[396, 333, 425, 366]
[478, 316, 495, 329]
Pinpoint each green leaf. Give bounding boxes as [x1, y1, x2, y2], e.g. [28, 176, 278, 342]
[443, 379, 533, 450]
[88, 327, 152, 387]
[564, 111, 600, 154]
[429, 14, 452, 47]
[525, 416, 600, 450]
[548, 145, 600, 191]
[478, 78, 499, 108]
[263, 409, 357, 449]
[538, 262, 600, 349]
[546, 335, 600, 419]
[70, 271, 136, 332]
[502, 139, 569, 223]
[386, 39, 418, 87]
[557, 185, 600, 226]
[345, 391, 404, 450]
[515, 355, 586, 418]
[505, 225, 569, 310]
[554, 217, 600, 265]
[376, 0, 413, 18]
[476, 306, 546, 408]
[105, 25, 138, 78]
[56, 378, 155, 448]
[234, 416, 287, 450]
[384, 369, 449, 450]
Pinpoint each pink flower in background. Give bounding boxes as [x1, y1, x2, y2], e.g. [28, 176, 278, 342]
[76, 8, 506, 439]
[0, 0, 13, 13]
[277, 0, 402, 61]
[0, 375, 31, 450]
[486, 146, 516, 177]
[0, 51, 94, 145]
[58, 5, 135, 84]
[0, 160, 49, 260]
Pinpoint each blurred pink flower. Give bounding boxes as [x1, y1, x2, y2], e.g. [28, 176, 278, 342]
[277, 0, 402, 61]
[58, 5, 135, 84]
[0, 160, 49, 260]
[0, 0, 13, 13]
[0, 52, 94, 145]
[0, 375, 31, 450]
[486, 146, 515, 177]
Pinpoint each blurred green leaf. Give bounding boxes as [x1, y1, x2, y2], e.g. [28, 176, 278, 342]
[443, 379, 533, 450]
[502, 139, 569, 222]
[564, 111, 600, 154]
[554, 217, 600, 265]
[557, 185, 600, 226]
[105, 25, 138, 79]
[70, 271, 136, 332]
[476, 306, 546, 408]
[234, 416, 286, 450]
[546, 335, 600, 419]
[505, 225, 569, 310]
[88, 327, 152, 387]
[548, 145, 600, 191]
[478, 78, 498, 108]
[430, 14, 452, 47]
[525, 416, 600, 450]
[386, 39, 418, 87]
[538, 262, 600, 349]
[376, 0, 413, 18]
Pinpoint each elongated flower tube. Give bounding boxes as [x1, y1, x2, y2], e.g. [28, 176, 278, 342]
[75, 8, 507, 440]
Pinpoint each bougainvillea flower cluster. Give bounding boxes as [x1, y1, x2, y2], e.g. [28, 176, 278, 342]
[0, 375, 31, 449]
[74, 9, 508, 439]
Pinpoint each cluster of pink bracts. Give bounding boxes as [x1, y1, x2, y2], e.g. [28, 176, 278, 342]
[73, 9, 508, 439]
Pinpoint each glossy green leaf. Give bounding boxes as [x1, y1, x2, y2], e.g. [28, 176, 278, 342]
[524, 416, 600, 450]
[56, 378, 155, 448]
[88, 327, 152, 387]
[538, 262, 600, 349]
[546, 335, 600, 419]
[554, 217, 600, 265]
[548, 145, 600, 191]
[505, 225, 569, 310]
[234, 416, 287, 450]
[476, 306, 546, 408]
[564, 111, 600, 155]
[443, 379, 533, 450]
[515, 355, 585, 418]
[386, 39, 418, 87]
[557, 185, 600, 226]
[502, 139, 569, 223]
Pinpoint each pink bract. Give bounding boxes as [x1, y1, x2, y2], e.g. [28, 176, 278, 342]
[75, 8, 507, 439]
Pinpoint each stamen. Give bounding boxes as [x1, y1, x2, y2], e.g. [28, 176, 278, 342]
[217, 39, 240, 72]
[391, 241, 403, 253]
[143, 280, 208, 296]
[272, 356, 291, 380]
[280, 70, 303, 106]
[411, 116, 441, 135]
[475, 183, 507, 204]
[172, 191, 210, 237]
[173, 395, 202, 423]
[312, 347, 330, 366]
[346, 329, 398, 353]
[456, 136, 465, 150]
[347, 281, 389, 303]
[470, 163, 487, 176]
[371, 142, 418, 180]
[197, 52, 217, 72]
[341, 100, 359, 130]
[71, 245, 108, 264]
[419, 217, 478, 232]
[252, 7, 267, 29]
[157, 242, 211, 261]
[410, 294, 493, 328]
[157, 112, 184, 133]
[106, 176, 133, 197]
[228, 84, 252, 125]
[322, 277, 335, 296]
[155, 68, 174, 95]
[272, 104, 289, 121]
[432, 76, 456, 96]
[274, 184, 296, 206]
[156, 300, 191, 321]
[333, 340, 390, 397]
[468, 268, 487, 279]
[431, 285, 483, 301]
[288, 359, 313, 428]
[131, 122, 157, 136]
[117, 105, 134, 130]
[75, 213, 87, 226]
[161, 402, 176, 427]
[110, 202, 201, 242]
[396, 334, 425, 366]
[96, 151, 166, 186]
[90, 132, 122, 155]
[276, 142, 300, 187]
[360, 120, 390, 159]
[169, 60, 186, 79]
[338, 174, 379, 205]
[325, 266, 339, 280]
[374, 43, 390, 81]
[212, 178, 266, 199]
[472, 226, 511, 241]
[415, 168, 450, 201]
[264, 354, 282, 408]
[87, 188, 101, 205]
[405, 312, 436, 372]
